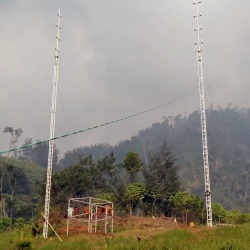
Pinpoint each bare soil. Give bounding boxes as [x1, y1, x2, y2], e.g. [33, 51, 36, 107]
[56, 215, 193, 240]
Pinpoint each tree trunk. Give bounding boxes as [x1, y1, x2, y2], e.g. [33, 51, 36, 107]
[0, 165, 7, 217]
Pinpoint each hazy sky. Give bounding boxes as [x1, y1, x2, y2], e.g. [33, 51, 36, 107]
[0, 0, 249, 156]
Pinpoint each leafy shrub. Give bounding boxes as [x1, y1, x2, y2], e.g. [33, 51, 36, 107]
[220, 242, 232, 250]
[16, 239, 32, 250]
[14, 217, 25, 229]
[212, 203, 227, 223]
[226, 210, 250, 224]
[234, 213, 250, 224]
[0, 217, 12, 230]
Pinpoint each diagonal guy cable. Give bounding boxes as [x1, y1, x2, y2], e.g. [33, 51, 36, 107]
[0, 87, 198, 155]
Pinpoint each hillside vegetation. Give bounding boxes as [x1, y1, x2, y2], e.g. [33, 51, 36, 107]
[0, 156, 45, 219]
[1, 106, 250, 225]
[58, 107, 250, 210]
[1, 107, 250, 249]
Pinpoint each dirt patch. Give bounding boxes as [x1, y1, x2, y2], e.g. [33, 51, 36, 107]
[115, 215, 175, 230]
[57, 215, 180, 238]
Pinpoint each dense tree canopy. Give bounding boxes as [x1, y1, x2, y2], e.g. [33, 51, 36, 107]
[58, 107, 250, 210]
[123, 182, 146, 215]
[4, 107, 250, 223]
[20, 139, 59, 168]
[144, 143, 181, 198]
[47, 153, 119, 210]
[168, 191, 203, 223]
[122, 152, 143, 183]
[35, 144, 182, 218]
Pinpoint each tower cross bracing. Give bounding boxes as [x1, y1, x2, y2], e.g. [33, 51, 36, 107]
[43, 9, 62, 239]
[193, 0, 212, 227]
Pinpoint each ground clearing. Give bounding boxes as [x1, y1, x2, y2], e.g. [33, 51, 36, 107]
[1, 217, 249, 249]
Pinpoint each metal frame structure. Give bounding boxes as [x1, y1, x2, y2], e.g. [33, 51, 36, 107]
[43, 9, 62, 239]
[193, 0, 212, 227]
[66, 197, 114, 235]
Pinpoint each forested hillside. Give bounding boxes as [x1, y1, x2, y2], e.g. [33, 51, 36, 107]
[0, 156, 45, 220]
[2, 106, 250, 223]
[58, 107, 250, 210]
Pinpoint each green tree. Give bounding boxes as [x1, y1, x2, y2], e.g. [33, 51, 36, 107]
[144, 143, 180, 198]
[6, 164, 17, 224]
[122, 152, 143, 183]
[226, 209, 250, 224]
[144, 187, 160, 216]
[19, 138, 35, 162]
[123, 182, 146, 215]
[20, 139, 59, 168]
[212, 203, 227, 223]
[168, 191, 203, 223]
[0, 163, 30, 220]
[96, 152, 116, 179]
[49, 155, 94, 209]
[1, 126, 23, 217]
[44, 154, 118, 211]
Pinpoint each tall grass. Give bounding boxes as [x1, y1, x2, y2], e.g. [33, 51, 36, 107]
[104, 225, 248, 250]
[2, 223, 250, 249]
[0, 230, 21, 250]
[38, 239, 92, 250]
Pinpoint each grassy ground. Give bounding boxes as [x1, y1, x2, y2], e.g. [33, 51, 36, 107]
[0, 230, 20, 250]
[1, 220, 249, 249]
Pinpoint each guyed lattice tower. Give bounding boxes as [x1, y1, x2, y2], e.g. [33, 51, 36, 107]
[43, 9, 62, 239]
[193, 0, 212, 227]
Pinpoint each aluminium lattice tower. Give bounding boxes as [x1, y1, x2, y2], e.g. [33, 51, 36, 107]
[193, 0, 212, 227]
[43, 9, 62, 239]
